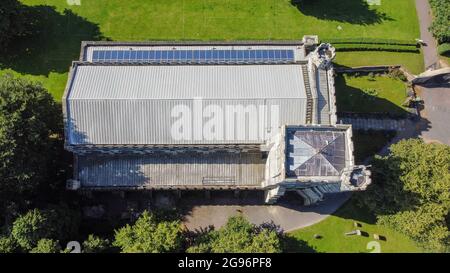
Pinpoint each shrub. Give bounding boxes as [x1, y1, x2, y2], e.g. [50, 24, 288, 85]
[82, 234, 111, 253]
[11, 209, 54, 250]
[333, 43, 419, 53]
[0, 235, 18, 253]
[322, 37, 417, 46]
[438, 43, 450, 56]
[388, 68, 407, 81]
[187, 216, 282, 253]
[113, 211, 183, 253]
[11, 206, 80, 251]
[363, 88, 378, 97]
[30, 239, 61, 253]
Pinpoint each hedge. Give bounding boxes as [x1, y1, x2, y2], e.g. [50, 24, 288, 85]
[437, 43, 450, 56]
[321, 38, 417, 46]
[333, 43, 420, 53]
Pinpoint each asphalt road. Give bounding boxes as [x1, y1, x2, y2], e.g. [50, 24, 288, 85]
[415, 0, 439, 69]
[414, 1, 450, 145]
[417, 86, 450, 145]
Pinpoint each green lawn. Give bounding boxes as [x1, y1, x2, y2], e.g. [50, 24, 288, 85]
[21, 0, 420, 40]
[0, 69, 67, 99]
[285, 198, 423, 253]
[335, 74, 410, 115]
[0, 0, 423, 101]
[335, 51, 424, 75]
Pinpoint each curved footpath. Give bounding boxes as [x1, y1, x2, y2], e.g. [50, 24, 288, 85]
[182, 192, 351, 232]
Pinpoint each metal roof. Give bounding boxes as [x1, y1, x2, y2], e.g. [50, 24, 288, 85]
[76, 151, 265, 188]
[68, 63, 307, 99]
[286, 127, 348, 177]
[65, 63, 310, 145]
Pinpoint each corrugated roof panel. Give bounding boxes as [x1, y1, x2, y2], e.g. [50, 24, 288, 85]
[67, 99, 307, 144]
[77, 152, 265, 187]
[68, 64, 307, 99]
[66, 63, 310, 145]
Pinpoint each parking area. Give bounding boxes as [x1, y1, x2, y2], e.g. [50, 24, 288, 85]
[418, 86, 450, 145]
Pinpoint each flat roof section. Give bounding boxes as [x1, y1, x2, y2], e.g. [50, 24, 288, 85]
[81, 41, 306, 62]
[76, 151, 265, 188]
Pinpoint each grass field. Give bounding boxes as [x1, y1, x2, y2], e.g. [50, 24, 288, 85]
[285, 198, 423, 253]
[335, 74, 410, 115]
[21, 0, 420, 40]
[335, 51, 424, 75]
[0, 0, 423, 101]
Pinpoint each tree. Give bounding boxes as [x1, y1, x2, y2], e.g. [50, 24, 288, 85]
[30, 238, 61, 253]
[187, 215, 282, 253]
[377, 203, 449, 252]
[83, 234, 110, 253]
[0, 0, 24, 49]
[113, 211, 183, 253]
[358, 139, 450, 251]
[429, 0, 450, 43]
[0, 235, 18, 253]
[11, 206, 79, 251]
[11, 209, 54, 250]
[0, 75, 61, 203]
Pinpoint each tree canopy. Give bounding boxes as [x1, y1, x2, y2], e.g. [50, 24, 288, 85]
[0, 74, 61, 204]
[187, 215, 282, 253]
[429, 0, 450, 43]
[0, 0, 24, 49]
[113, 211, 183, 253]
[0, 235, 18, 253]
[30, 238, 61, 253]
[11, 206, 79, 251]
[83, 234, 111, 253]
[359, 139, 450, 251]
[11, 209, 55, 250]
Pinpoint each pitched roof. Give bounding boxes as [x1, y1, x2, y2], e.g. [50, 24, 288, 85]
[65, 63, 310, 145]
[286, 128, 347, 177]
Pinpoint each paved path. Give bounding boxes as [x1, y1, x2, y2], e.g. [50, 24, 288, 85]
[417, 86, 450, 145]
[413, 1, 450, 145]
[338, 117, 410, 131]
[181, 192, 350, 232]
[415, 0, 439, 70]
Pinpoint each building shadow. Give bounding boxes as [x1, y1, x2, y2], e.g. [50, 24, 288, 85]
[334, 73, 412, 118]
[0, 3, 105, 76]
[290, 0, 393, 25]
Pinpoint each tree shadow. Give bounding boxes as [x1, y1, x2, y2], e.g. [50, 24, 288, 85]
[282, 235, 318, 253]
[0, 4, 105, 76]
[331, 197, 377, 224]
[290, 0, 393, 25]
